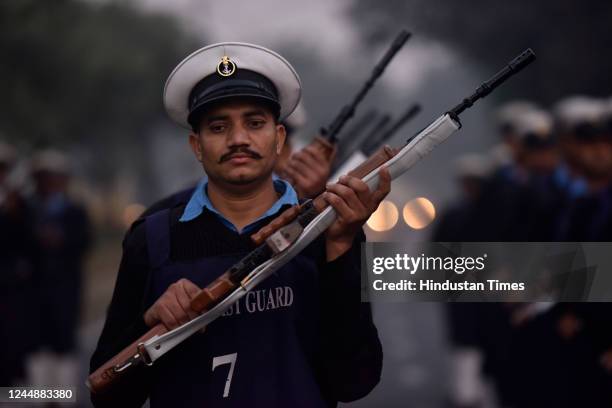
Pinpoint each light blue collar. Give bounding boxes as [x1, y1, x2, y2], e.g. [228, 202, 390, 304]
[553, 164, 588, 198]
[179, 174, 299, 234]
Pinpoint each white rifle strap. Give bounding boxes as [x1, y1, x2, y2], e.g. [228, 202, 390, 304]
[143, 113, 460, 363]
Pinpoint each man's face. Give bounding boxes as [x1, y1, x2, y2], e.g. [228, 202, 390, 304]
[189, 100, 286, 188]
[520, 147, 559, 175]
[572, 139, 612, 179]
[34, 171, 69, 195]
[560, 130, 612, 180]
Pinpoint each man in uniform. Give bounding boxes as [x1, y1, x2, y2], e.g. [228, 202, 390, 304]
[0, 142, 36, 386]
[28, 149, 91, 389]
[553, 96, 612, 240]
[90, 42, 387, 407]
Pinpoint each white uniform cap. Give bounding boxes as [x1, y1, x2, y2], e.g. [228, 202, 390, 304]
[164, 42, 301, 129]
[553, 96, 606, 130]
[455, 153, 493, 179]
[513, 109, 554, 141]
[495, 101, 540, 131]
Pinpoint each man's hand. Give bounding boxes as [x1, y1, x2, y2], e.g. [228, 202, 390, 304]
[282, 144, 337, 199]
[323, 166, 391, 261]
[144, 278, 201, 329]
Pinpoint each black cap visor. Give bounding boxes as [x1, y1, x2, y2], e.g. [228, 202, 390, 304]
[187, 70, 280, 129]
[522, 132, 557, 149]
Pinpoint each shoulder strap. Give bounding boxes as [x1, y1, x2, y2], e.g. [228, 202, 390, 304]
[145, 208, 171, 269]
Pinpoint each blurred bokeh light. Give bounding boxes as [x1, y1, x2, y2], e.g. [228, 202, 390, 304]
[366, 199, 399, 231]
[403, 196, 436, 229]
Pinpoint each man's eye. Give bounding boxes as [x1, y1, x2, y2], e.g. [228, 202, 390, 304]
[248, 120, 265, 129]
[209, 124, 226, 133]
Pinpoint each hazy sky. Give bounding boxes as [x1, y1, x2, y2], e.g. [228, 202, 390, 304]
[127, 0, 456, 95]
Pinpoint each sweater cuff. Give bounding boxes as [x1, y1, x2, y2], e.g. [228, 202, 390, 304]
[319, 231, 366, 336]
[320, 233, 363, 292]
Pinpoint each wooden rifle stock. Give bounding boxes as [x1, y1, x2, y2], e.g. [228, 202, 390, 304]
[88, 272, 236, 394]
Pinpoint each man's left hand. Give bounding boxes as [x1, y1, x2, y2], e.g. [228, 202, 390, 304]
[323, 166, 391, 261]
[282, 144, 337, 199]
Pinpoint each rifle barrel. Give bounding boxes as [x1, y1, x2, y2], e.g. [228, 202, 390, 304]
[363, 104, 421, 155]
[336, 109, 379, 147]
[322, 29, 411, 143]
[331, 114, 392, 175]
[449, 49, 536, 118]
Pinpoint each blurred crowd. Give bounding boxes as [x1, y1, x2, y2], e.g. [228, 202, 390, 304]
[0, 147, 90, 389]
[435, 96, 612, 407]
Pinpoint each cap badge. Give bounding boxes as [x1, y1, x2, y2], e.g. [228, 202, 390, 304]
[217, 55, 236, 77]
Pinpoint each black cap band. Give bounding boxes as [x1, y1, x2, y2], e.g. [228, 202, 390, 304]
[522, 132, 556, 149]
[572, 122, 603, 141]
[187, 69, 280, 128]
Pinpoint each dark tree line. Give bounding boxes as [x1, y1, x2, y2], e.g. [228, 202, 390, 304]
[350, 0, 612, 104]
[0, 0, 197, 149]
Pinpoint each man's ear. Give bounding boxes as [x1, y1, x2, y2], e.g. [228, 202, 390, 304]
[275, 124, 287, 155]
[189, 133, 204, 162]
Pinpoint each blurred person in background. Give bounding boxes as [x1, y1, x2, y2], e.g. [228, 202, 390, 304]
[553, 96, 612, 241]
[598, 96, 612, 375]
[489, 101, 540, 174]
[483, 110, 563, 407]
[434, 153, 492, 242]
[436, 104, 585, 408]
[434, 154, 496, 408]
[0, 141, 36, 386]
[457, 101, 543, 241]
[276, 102, 338, 199]
[499, 108, 561, 240]
[536, 96, 612, 407]
[26, 149, 91, 390]
[483, 97, 612, 407]
[273, 101, 308, 174]
[456, 104, 560, 242]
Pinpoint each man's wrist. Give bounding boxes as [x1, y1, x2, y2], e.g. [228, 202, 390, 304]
[325, 235, 355, 262]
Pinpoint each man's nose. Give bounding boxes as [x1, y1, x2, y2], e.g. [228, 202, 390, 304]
[227, 123, 250, 147]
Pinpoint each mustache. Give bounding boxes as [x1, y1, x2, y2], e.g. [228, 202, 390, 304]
[218, 147, 262, 163]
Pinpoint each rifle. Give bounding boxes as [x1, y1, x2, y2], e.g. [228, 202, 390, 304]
[282, 30, 411, 174]
[362, 104, 421, 155]
[332, 113, 392, 175]
[330, 104, 420, 180]
[88, 48, 535, 395]
[333, 109, 380, 160]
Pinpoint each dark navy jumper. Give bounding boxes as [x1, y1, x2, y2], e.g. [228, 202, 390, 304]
[90, 205, 382, 407]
